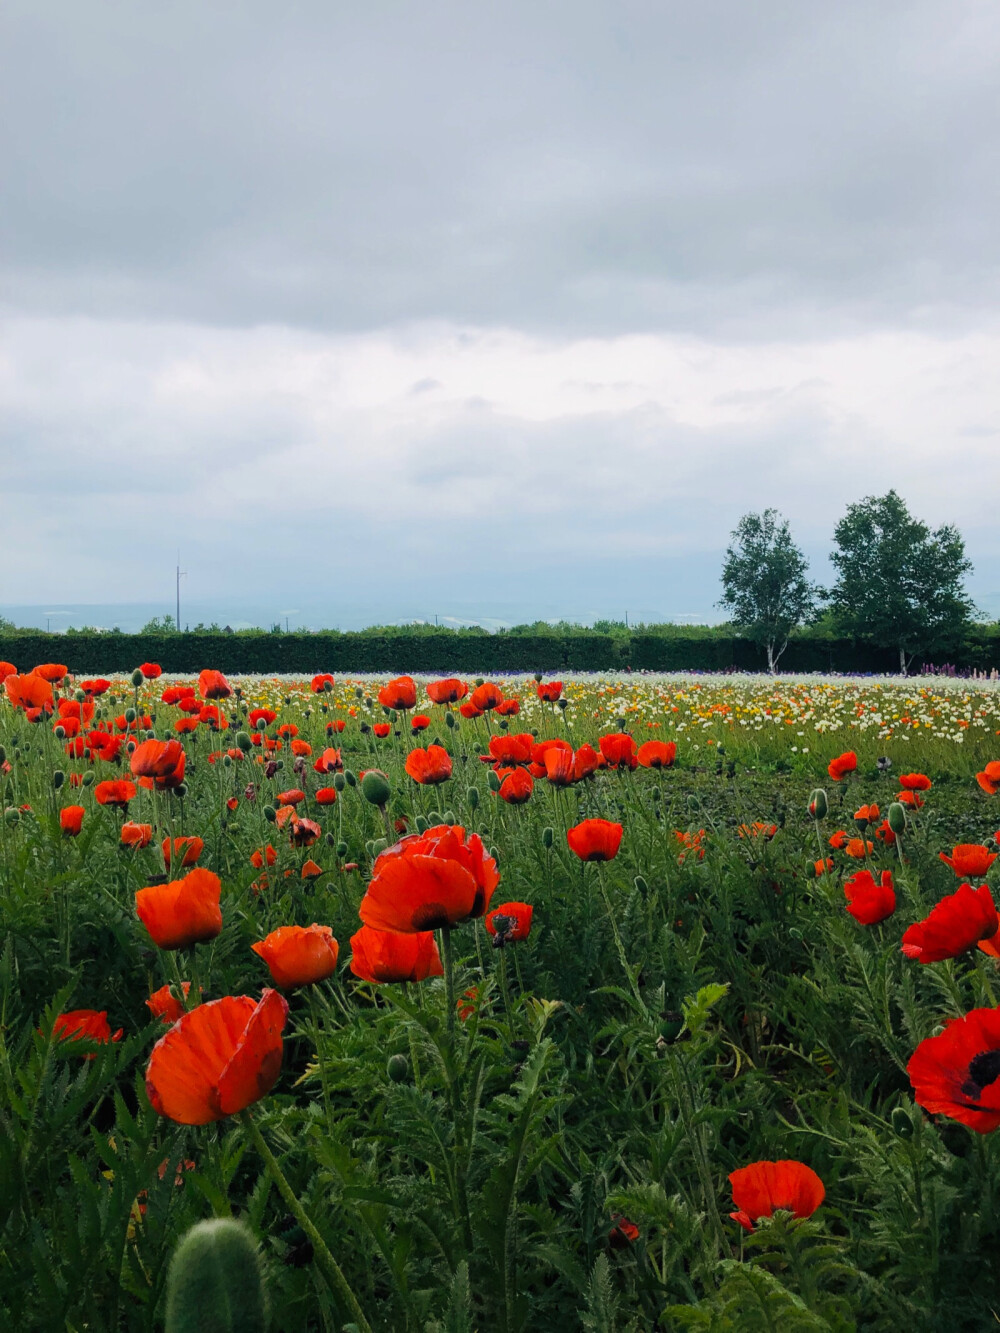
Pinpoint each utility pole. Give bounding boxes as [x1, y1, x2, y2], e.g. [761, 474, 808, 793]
[176, 554, 187, 633]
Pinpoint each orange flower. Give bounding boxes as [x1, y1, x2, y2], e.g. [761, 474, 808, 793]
[310, 673, 335, 693]
[897, 790, 924, 808]
[140, 662, 162, 679]
[301, 859, 323, 879]
[844, 838, 874, 858]
[5, 672, 54, 712]
[499, 769, 534, 804]
[737, 822, 777, 840]
[248, 707, 276, 728]
[827, 751, 858, 781]
[60, 805, 84, 837]
[0, 660, 16, 682]
[276, 788, 305, 806]
[902, 883, 998, 962]
[147, 982, 191, 1024]
[573, 743, 602, 781]
[131, 738, 186, 790]
[144, 989, 288, 1124]
[814, 857, 835, 876]
[637, 740, 677, 769]
[251, 845, 277, 868]
[409, 713, 430, 732]
[349, 924, 443, 983]
[359, 825, 499, 932]
[162, 835, 204, 868]
[373, 722, 392, 738]
[567, 818, 623, 862]
[251, 924, 339, 988]
[198, 669, 232, 700]
[94, 779, 137, 808]
[829, 830, 849, 849]
[495, 698, 520, 717]
[536, 680, 563, 702]
[405, 744, 453, 785]
[729, 1160, 824, 1232]
[598, 733, 638, 770]
[378, 676, 417, 710]
[290, 738, 312, 757]
[426, 678, 468, 705]
[53, 1009, 123, 1051]
[313, 747, 343, 774]
[484, 901, 533, 943]
[470, 682, 504, 712]
[459, 701, 483, 719]
[33, 662, 69, 683]
[976, 762, 1000, 796]
[289, 817, 321, 847]
[489, 733, 535, 766]
[543, 746, 576, 786]
[315, 786, 338, 805]
[938, 844, 997, 879]
[899, 773, 932, 791]
[121, 821, 153, 848]
[135, 867, 223, 950]
[853, 804, 880, 825]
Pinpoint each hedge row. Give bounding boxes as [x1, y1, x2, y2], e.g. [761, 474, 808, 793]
[2, 631, 997, 674]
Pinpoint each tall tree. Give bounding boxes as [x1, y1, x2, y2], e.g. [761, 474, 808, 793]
[829, 490, 975, 674]
[719, 509, 820, 672]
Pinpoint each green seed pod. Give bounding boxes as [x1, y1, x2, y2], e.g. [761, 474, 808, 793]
[81, 770, 95, 787]
[487, 770, 501, 793]
[441, 809, 456, 825]
[131, 669, 144, 688]
[345, 770, 357, 788]
[335, 840, 348, 857]
[236, 731, 253, 753]
[386, 1053, 409, 1083]
[467, 786, 480, 810]
[263, 804, 277, 823]
[4, 808, 20, 827]
[74, 688, 87, 703]
[414, 815, 429, 834]
[634, 875, 647, 895]
[888, 802, 907, 835]
[222, 754, 232, 768]
[273, 759, 284, 771]
[125, 707, 137, 724]
[164, 1218, 267, 1333]
[371, 836, 388, 857]
[474, 677, 484, 688]
[174, 782, 188, 798]
[808, 788, 829, 820]
[891, 1105, 914, 1138]
[542, 826, 554, 849]
[658, 1012, 683, 1043]
[445, 712, 456, 729]
[557, 698, 569, 711]
[333, 772, 347, 791]
[360, 770, 391, 807]
[426, 809, 442, 825]
[53, 725, 66, 740]
[52, 770, 65, 790]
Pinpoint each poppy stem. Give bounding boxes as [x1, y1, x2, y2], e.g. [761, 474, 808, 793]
[240, 1110, 373, 1333]
[596, 864, 647, 1014]
[441, 926, 456, 1041]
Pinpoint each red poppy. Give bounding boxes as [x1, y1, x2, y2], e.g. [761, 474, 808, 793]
[289, 817, 321, 847]
[567, 819, 623, 862]
[977, 762, 1000, 796]
[315, 786, 338, 805]
[608, 1217, 640, 1248]
[5, 673, 54, 712]
[573, 743, 602, 781]
[637, 740, 677, 769]
[162, 835, 204, 868]
[34, 662, 69, 683]
[536, 681, 563, 702]
[409, 713, 431, 733]
[313, 747, 343, 774]
[908, 1006, 1000, 1131]
[130, 738, 186, 790]
[737, 822, 777, 840]
[899, 773, 932, 791]
[162, 685, 196, 705]
[853, 803, 880, 825]
[121, 821, 152, 848]
[251, 924, 339, 988]
[53, 1009, 123, 1050]
[459, 701, 483, 720]
[301, 859, 323, 880]
[60, 805, 85, 837]
[147, 982, 192, 1024]
[425, 678, 468, 705]
[489, 733, 535, 766]
[0, 661, 16, 682]
[456, 986, 480, 1022]
[470, 682, 504, 713]
[530, 737, 572, 776]
[897, 790, 924, 809]
[145, 989, 289, 1125]
[543, 746, 576, 786]
[874, 819, 897, 846]
[599, 733, 638, 770]
[827, 751, 858, 781]
[373, 722, 392, 738]
[58, 698, 95, 724]
[94, 779, 137, 808]
[135, 868, 224, 950]
[728, 1160, 825, 1232]
[484, 901, 533, 943]
[495, 698, 520, 717]
[359, 825, 500, 932]
[844, 838, 874, 859]
[901, 883, 998, 962]
[814, 857, 835, 876]
[844, 868, 896, 925]
[177, 696, 202, 714]
[276, 788, 306, 806]
[140, 663, 162, 679]
[248, 708, 277, 728]
[405, 744, 453, 785]
[499, 769, 534, 804]
[939, 845, 997, 879]
[378, 676, 417, 711]
[349, 924, 444, 983]
[80, 677, 111, 696]
[174, 717, 199, 734]
[198, 669, 232, 701]
[675, 829, 707, 863]
[251, 845, 277, 868]
[310, 673, 335, 693]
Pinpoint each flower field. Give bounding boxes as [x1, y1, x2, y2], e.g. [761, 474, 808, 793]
[4, 662, 1000, 1330]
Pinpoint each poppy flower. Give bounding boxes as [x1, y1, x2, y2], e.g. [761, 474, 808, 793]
[276, 788, 305, 806]
[814, 857, 835, 876]
[348, 924, 444, 983]
[251, 925, 340, 988]
[130, 738, 186, 790]
[844, 868, 896, 925]
[899, 773, 933, 791]
[310, 673, 335, 693]
[135, 868, 223, 950]
[907, 1006, 1000, 1131]
[95, 779, 137, 808]
[977, 762, 1000, 796]
[536, 681, 563, 702]
[459, 701, 483, 720]
[378, 676, 417, 711]
[121, 821, 153, 848]
[637, 740, 677, 769]
[573, 743, 602, 781]
[58, 698, 94, 724]
[140, 663, 162, 679]
[144, 989, 289, 1125]
[315, 786, 338, 805]
[599, 733, 638, 770]
[499, 769, 534, 804]
[939, 845, 997, 879]
[248, 708, 277, 728]
[495, 698, 520, 717]
[53, 1009, 123, 1050]
[470, 682, 504, 713]
[853, 804, 880, 825]
[60, 805, 85, 837]
[162, 685, 195, 705]
[897, 790, 924, 809]
[177, 696, 202, 714]
[251, 845, 277, 868]
[728, 1160, 825, 1232]
[484, 901, 533, 944]
[901, 883, 998, 963]
[326, 718, 346, 734]
[489, 733, 534, 766]
[529, 737, 572, 775]
[737, 822, 777, 840]
[313, 747, 343, 774]
[301, 859, 323, 880]
[80, 677, 111, 696]
[147, 982, 192, 1024]
[174, 717, 199, 734]
[456, 986, 480, 1022]
[359, 824, 499, 932]
[608, 1217, 640, 1248]
[0, 661, 16, 682]
[289, 817, 321, 847]
[199, 705, 228, 732]
[675, 829, 707, 863]
[426, 678, 468, 705]
[34, 663, 69, 683]
[373, 723, 392, 738]
[844, 838, 874, 859]
[405, 744, 453, 785]
[410, 713, 431, 732]
[543, 746, 576, 786]
[195, 671, 230, 703]
[827, 751, 858, 781]
[567, 819, 623, 863]
[5, 673, 54, 712]
[162, 835, 204, 868]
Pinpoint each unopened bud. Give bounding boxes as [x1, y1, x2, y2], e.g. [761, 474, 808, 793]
[487, 770, 501, 792]
[263, 805, 277, 823]
[467, 786, 480, 809]
[82, 770, 95, 787]
[131, 669, 144, 688]
[236, 731, 253, 753]
[634, 875, 647, 895]
[4, 808, 20, 827]
[345, 770, 357, 788]
[125, 708, 137, 724]
[164, 1218, 267, 1333]
[445, 712, 456, 728]
[441, 809, 456, 825]
[386, 1053, 409, 1083]
[360, 770, 391, 807]
[891, 1105, 914, 1138]
[542, 826, 554, 849]
[52, 770, 65, 789]
[808, 788, 829, 820]
[333, 772, 346, 791]
[335, 840, 348, 857]
[414, 815, 429, 834]
[888, 802, 907, 835]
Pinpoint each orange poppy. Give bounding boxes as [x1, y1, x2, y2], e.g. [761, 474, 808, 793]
[896, 790, 924, 808]
[728, 1160, 824, 1232]
[349, 924, 443, 983]
[94, 779, 137, 808]
[80, 677, 111, 696]
[5, 673, 54, 712]
[144, 989, 289, 1124]
[599, 733, 638, 770]
[495, 698, 520, 716]
[378, 676, 417, 710]
[251, 924, 339, 988]
[536, 681, 562, 702]
[499, 769, 534, 804]
[135, 867, 223, 950]
[131, 738, 186, 790]
[359, 825, 499, 932]
[290, 739, 312, 757]
[903, 883, 999, 962]
[637, 740, 677, 769]
[198, 669, 232, 701]
[315, 787, 338, 805]
[276, 788, 306, 806]
[60, 805, 84, 837]
[844, 837, 874, 858]
[426, 678, 468, 705]
[489, 733, 534, 766]
[543, 746, 576, 786]
[899, 773, 932, 791]
[484, 901, 533, 943]
[174, 717, 199, 734]
[140, 663, 162, 679]
[162, 835, 204, 868]
[470, 682, 503, 712]
[976, 762, 1000, 796]
[405, 744, 453, 785]
[939, 844, 997, 879]
[121, 821, 153, 848]
[310, 673, 335, 693]
[33, 663, 69, 683]
[53, 1009, 123, 1050]
[147, 982, 191, 1024]
[573, 743, 602, 781]
[313, 747, 343, 774]
[459, 701, 483, 719]
[248, 708, 277, 728]
[827, 751, 858, 781]
[567, 818, 623, 862]
[0, 660, 16, 682]
[373, 722, 392, 738]
[251, 845, 277, 868]
[301, 859, 323, 879]
[737, 822, 777, 840]
[853, 803, 880, 825]
[410, 712, 431, 733]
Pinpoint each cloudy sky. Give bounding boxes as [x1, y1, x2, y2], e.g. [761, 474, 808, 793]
[2, 1, 999, 630]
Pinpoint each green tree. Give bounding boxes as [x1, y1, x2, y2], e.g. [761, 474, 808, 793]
[828, 490, 976, 674]
[719, 509, 821, 673]
[140, 614, 177, 633]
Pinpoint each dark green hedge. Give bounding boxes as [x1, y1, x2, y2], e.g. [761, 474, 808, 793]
[2, 630, 998, 674]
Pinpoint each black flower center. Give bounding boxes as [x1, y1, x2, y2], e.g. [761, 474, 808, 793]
[962, 1049, 1000, 1100]
[411, 902, 451, 931]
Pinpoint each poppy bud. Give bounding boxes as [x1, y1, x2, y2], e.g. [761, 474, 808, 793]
[808, 789, 828, 820]
[634, 875, 647, 895]
[386, 1053, 409, 1083]
[467, 786, 480, 810]
[533, 673, 543, 682]
[82, 771, 95, 787]
[415, 815, 429, 833]
[174, 783, 188, 798]
[355, 687, 364, 698]
[274, 759, 284, 771]
[263, 805, 277, 823]
[371, 837, 388, 857]
[53, 725, 66, 740]
[542, 826, 554, 848]
[686, 795, 700, 812]
[498, 719, 509, 732]
[125, 708, 137, 724]
[557, 699, 569, 711]
[441, 809, 456, 825]
[53, 770, 65, 789]
[487, 770, 501, 793]
[164, 1218, 266, 1333]
[445, 712, 456, 729]
[891, 1105, 914, 1138]
[333, 772, 346, 791]
[474, 678, 484, 688]
[658, 1012, 683, 1043]
[426, 809, 442, 825]
[336, 840, 348, 857]
[888, 802, 907, 834]
[222, 754, 232, 768]
[236, 731, 253, 753]
[5, 808, 20, 826]
[131, 670, 144, 688]
[345, 770, 357, 788]
[361, 771, 391, 807]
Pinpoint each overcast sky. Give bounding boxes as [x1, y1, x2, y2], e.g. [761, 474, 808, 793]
[2, 1, 999, 628]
